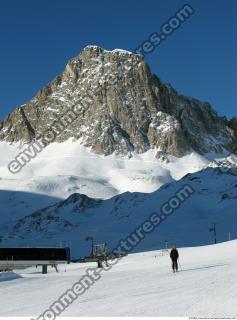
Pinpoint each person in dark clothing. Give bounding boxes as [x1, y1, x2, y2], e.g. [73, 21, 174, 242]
[170, 246, 179, 272]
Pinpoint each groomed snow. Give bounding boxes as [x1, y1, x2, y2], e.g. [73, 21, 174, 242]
[0, 240, 236, 317]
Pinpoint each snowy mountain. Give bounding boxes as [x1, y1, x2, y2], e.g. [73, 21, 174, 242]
[0, 46, 236, 158]
[0, 46, 236, 252]
[3, 167, 237, 256]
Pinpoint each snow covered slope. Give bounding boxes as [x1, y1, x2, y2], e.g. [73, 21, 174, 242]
[0, 240, 236, 317]
[3, 167, 237, 256]
[0, 46, 236, 263]
[1, 140, 236, 200]
[1, 140, 236, 248]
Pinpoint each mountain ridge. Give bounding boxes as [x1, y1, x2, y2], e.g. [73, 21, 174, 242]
[4, 167, 237, 254]
[0, 45, 236, 159]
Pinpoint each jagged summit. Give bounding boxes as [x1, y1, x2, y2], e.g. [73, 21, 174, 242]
[0, 46, 236, 158]
[84, 45, 135, 55]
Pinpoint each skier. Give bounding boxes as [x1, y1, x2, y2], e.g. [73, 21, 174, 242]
[170, 246, 179, 272]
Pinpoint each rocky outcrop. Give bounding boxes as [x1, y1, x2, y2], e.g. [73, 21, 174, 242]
[0, 45, 236, 158]
[229, 117, 237, 152]
[229, 117, 237, 137]
[9, 193, 101, 238]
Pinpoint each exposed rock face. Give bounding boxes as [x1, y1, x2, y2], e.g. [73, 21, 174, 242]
[229, 117, 237, 152]
[229, 117, 237, 137]
[0, 45, 236, 158]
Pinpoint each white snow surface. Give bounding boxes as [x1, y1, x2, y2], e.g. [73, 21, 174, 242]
[1, 140, 236, 250]
[85, 45, 133, 55]
[1, 139, 234, 201]
[3, 165, 237, 257]
[0, 240, 236, 317]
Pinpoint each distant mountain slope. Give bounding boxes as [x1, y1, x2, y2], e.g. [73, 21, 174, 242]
[4, 167, 237, 255]
[0, 190, 60, 239]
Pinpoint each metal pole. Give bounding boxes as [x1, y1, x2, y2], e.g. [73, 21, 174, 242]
[42, 265, 47, 274]
[209, 223, 217, 244]
[86, 236, 94, 257]
[214, 223, 217, 244]
[91, 238, 94, 257]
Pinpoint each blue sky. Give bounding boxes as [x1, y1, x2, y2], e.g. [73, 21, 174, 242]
[0, 0, 236, 120]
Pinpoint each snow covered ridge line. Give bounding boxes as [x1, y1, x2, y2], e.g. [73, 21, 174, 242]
[134, 4, 195, 57]
[212, 154, 237, 173]
[32, 184, 194, 320]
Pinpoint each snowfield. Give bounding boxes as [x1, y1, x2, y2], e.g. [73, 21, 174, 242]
[1, 139, 236, 242]
[0, 240, 236, 317]
[3, 166, 237, 257]
[2, 140, 236, 201]
[0, 140, 236, 318]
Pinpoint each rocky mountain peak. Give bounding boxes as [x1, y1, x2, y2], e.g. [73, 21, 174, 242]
[0, 46, 236, 159]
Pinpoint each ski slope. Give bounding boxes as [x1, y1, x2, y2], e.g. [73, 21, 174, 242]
[0, 240, 236, 317]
